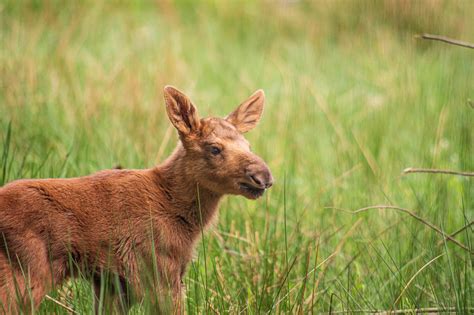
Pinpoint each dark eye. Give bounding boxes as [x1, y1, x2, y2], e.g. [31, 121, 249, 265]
[210, 146, 221, 155]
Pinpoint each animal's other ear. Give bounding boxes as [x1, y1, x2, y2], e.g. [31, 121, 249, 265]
[163, 86, 201, 135]
[226, 89, 265, 133]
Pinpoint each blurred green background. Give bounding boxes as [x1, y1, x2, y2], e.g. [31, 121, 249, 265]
[1, 0, 473, 313]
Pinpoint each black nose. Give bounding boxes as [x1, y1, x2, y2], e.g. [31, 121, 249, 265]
[250, 174, 262, 186]
[249, 171, 273, 189]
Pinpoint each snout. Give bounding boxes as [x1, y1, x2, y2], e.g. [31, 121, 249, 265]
[235, 152, 274, 199]
[239, 161, 273, 199]
[247, 166, 273, 189]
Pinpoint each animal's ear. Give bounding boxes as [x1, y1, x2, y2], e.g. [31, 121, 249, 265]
[163, 86, 201, 135]
[226, 89, 265, 133]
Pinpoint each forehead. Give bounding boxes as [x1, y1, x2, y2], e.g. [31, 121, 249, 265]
[201, 118, 247, 143]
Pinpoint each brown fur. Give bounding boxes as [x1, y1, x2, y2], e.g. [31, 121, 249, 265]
[0, 86, 273, 313]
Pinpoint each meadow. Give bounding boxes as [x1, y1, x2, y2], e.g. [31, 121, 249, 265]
[1, 0, 473, 313]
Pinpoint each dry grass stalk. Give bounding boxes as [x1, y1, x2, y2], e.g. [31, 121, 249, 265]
[392, 253, 444, 308]
[402, 167, 474, 177]
[417, 33, 474, 49]
[436, 221, 473, 247]
[329, 306, 471, 314]
[44, 294, 77, 314]
[353, 206, 472, 254]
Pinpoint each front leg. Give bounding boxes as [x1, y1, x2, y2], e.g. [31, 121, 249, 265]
[92, 264, 142, 314]
[148, 254, 184, 314]
[92, 272, 130, 314]
[172, 274, 184, 315]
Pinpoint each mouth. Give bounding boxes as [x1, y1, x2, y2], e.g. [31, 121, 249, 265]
[239, 182, 266, 199]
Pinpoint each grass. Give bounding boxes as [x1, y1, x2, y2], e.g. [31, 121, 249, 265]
[1, 0, 473, 313]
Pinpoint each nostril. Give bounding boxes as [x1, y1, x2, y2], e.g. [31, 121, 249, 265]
[265, 173, 274, 189]
[250, 174, 262, 186]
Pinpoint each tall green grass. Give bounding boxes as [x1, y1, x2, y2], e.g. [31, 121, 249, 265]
[1, 0, 473, 313]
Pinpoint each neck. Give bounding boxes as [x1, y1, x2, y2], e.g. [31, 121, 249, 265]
[151, 144, 223, 229]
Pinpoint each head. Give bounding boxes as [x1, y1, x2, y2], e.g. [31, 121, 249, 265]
[163, 85, 273, 199]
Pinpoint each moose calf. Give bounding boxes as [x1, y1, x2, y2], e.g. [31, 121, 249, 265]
[0, 86, 273, 313]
